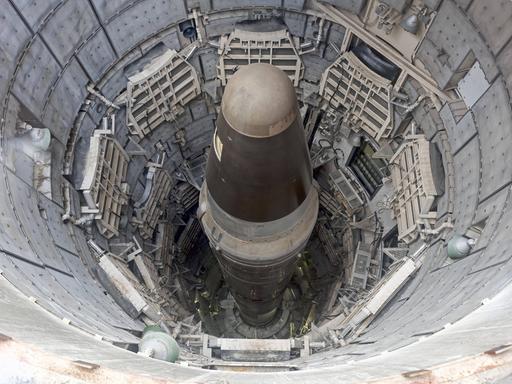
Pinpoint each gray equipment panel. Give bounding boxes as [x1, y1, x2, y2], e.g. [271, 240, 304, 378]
[104, 0, 187, 55]
[416, 1, 497, 89]
[11, 0, 62, 31]
[473, 78, 512, 202]
[468, 1, 512, 55]
[78, 30, 119, 82]
[440, 106, 477, 155]
[39, 0, 98, 66]
[0, 2, 31, 101]
[11, 37, 61, 118]
[452, 136, 479, 234]
[211, 0, 280, 10]
[90, 0, 135, 23]
[43, 59, 89, 139]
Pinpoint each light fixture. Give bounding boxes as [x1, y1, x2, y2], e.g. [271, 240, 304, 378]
[29, 128, 52, 151]
[179, 20, 197, 40]
[447, 235, 475, 260]
[400, 13, 420, 34]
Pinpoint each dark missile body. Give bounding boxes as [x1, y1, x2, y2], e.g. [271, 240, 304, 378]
[199, 63, 318, 326]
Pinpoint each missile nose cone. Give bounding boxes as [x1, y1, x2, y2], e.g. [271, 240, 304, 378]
[206, 63, 312, 223]
[221, 63, 298, 138]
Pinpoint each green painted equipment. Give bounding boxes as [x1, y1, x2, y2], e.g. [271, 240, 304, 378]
[138, 325, 180, 362]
